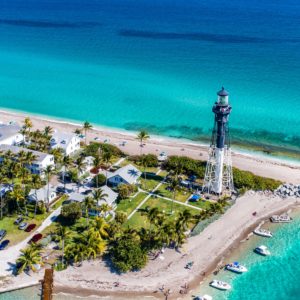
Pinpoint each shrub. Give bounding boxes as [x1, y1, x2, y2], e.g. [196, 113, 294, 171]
[36, 201, 46, 214]
[232, 168, 281, 191]
[84, 142, 124, 157]
[93, 174, 106, 187]
[163, 156, 206, 178]
[129, 154, 158, 167]
[61, 202, 82, 223]
[111, 237, 148, 272]
[118, 184, 137, 199]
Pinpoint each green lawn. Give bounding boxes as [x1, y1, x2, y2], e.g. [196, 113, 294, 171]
[0, 213, 47, 246]
[0, 195, 68, 247]
[187, 199, 212, 210]
[125, 196, 199, 229]
[116, 192, 148, 217]
[155, 183, 191, 202]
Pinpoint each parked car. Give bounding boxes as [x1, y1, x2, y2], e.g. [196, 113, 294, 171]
[14, 216, 23, 225]
[0, 230, 7, 241]
[56, 186, 65, 193]
[25, 224, 36, 232]
[29, 233, 43, 244]
[18, 222, 28, 230]
[82, 189, 92, 195]
[0, 239, 10, 250]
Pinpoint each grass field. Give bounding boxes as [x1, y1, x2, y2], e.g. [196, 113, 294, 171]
[125, 196, 199, 229]
[155, 183, 191, 202]
[116, 192, 148, 217]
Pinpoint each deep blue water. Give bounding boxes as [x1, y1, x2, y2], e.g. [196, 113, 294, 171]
[0, 0, 300, 153]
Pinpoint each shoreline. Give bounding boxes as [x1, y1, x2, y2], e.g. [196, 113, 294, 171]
[1, 107, 300, 166]
[0, 193, 299, 299]
[51, 192, 299, 300]
[0, 109, 300, 184]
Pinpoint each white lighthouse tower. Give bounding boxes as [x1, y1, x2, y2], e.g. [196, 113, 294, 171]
[202, 87, 234, 195]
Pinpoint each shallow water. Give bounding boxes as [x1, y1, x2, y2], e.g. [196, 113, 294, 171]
[192, 210, 300, 300]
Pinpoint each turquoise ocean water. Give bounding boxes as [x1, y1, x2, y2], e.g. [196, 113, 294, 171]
[194, 211, 300, 300]
[0, 0, 300, 155]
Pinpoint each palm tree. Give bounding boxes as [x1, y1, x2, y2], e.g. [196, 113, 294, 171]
[140, 155, 149, 190]
[93, 154, 101, 188]
[43, 165, 56, 211]
[177, 209, 194, 231]
[90, 217, 109, 239]
[23, 117, 33, 144]
[61, 155, 72, 191]
[75, 156, 87, 191]
[50, 148, 64, 165]
[136, 130, 150, 155]
[43, 126, 53, 137]
[102, 150, 112, 185]
[82, 121, 92, 145]
[31, 174, 42, 217]
[55, 224, 71, 265]
[16, 246, 42, 274]
[9, 186, 25, 214]
[92, 188, 108, 214]
[82, 196, 95, 226]
[169, 178, 179, 214]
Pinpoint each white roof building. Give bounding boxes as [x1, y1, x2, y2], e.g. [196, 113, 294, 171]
[28, 185, 57, 203]
[98, 185, 118, 207]
[108, 164, 141, 186]
[69, 186, 118, 207]
[50, 132, 80, 156]
[0, 144, 55, 176]
[0, 123, 23, 146]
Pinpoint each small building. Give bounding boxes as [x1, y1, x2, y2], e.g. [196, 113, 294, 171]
[108, 164, 141, 187]
[0, 123, 23, 146]
[50, 132, 80, 156]
[28, 185, 57, 204]
[97, 185, 118, 208]
[0, 144, 55, 176]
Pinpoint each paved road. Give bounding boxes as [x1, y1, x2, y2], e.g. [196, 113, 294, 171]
[0, 206, 61, 276]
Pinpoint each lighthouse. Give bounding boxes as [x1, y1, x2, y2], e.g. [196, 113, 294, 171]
[202, 87, 234, 195]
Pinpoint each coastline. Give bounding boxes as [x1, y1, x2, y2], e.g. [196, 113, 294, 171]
[0, 193, 299, 299]
[0, 108, 300, 183]
[51, 192, 299, 300]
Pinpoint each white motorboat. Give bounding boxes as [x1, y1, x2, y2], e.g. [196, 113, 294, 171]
[270, 214, 292, 223]
[254, 245, 271, 256]
[225, 261, 248, 273]
[194, 295, 213, 300]
[253, 228, 273, 238]
[209, 280, 231, 290]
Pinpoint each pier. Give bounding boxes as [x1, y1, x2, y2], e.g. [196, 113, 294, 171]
[41, 268, 54, 300]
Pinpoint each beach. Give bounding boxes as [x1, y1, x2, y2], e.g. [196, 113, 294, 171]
[0, 108, 299, 299]
[52, 192, 299, 300]
[1, 109, 300, 184]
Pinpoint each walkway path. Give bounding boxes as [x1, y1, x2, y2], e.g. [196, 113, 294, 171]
[0, 206, 62, 276]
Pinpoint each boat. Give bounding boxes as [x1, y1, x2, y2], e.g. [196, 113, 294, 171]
[194, 295, 213, 300]
[254, 245, 271, 256]
[253, 228, 273, 238]
[209, 280, 231, 290]
[270, 214, 292, 223]
[225, 261, 248, 273]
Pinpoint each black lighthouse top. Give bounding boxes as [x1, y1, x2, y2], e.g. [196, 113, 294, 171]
[217, 87, 229, 97]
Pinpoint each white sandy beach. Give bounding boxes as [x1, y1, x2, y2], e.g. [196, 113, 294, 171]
[0, 109, 300, 184]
